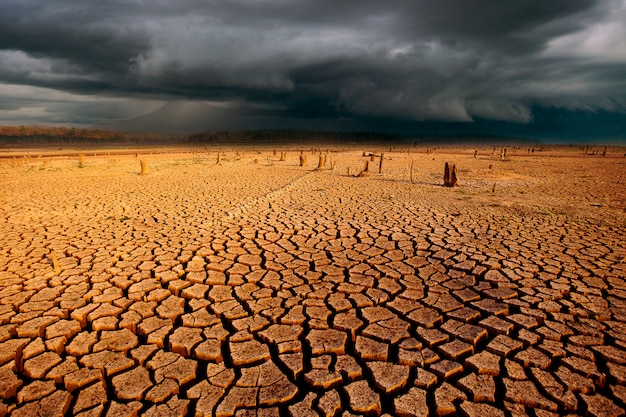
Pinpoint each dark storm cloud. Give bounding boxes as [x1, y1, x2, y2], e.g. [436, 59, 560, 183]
[0, 0, 625, 126]
[0, 2, 147, 72]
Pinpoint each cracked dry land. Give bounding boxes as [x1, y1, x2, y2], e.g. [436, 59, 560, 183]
[0, 146, 625, 417]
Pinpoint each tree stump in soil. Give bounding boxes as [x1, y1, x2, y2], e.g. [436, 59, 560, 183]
[443, 162, 458, 187]
[315, 155, 325, 170]
[358, 161, 370, 177]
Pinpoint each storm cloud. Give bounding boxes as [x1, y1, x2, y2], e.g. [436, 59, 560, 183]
[0, 0, 625, 132]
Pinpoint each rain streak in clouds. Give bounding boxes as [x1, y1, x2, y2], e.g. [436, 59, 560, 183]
[0, 0, 625, 129]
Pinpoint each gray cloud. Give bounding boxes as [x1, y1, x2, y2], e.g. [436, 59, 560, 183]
[0, 0, 625, 128]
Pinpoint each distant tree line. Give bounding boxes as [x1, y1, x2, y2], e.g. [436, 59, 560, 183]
[1, 125, 534, 146]
[0, 126, 183, 145]
[188, 129, 407, 144]
[187, 129, 535, 145]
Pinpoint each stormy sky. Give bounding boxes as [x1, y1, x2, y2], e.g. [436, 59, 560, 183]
[1, 0, 625, 140]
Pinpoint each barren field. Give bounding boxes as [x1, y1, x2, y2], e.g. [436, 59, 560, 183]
[1, 146, 625, 417]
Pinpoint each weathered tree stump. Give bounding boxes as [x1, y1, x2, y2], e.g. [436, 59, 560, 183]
[358, 161, 370, 177]
[315, 155, 325, 170]
[451, 164, 458, 186]
[443, 162, 458, 187]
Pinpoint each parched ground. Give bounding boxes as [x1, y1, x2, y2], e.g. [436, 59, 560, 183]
[0, 146, 625, 417]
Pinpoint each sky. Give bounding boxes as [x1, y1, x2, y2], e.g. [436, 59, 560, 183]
[1, 0, 626, 141]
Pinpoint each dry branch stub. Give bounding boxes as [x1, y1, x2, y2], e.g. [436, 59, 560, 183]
[299, 155, 307, 167]
[379, 153, 384, 174]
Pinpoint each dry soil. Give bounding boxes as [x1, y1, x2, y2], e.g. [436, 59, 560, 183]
[0, 145, 625, 417]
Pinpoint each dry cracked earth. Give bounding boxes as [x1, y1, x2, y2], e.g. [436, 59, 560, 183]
[0, 146, 625, 417]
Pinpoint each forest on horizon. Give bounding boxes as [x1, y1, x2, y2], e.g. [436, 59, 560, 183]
[0, 125, 538, 146]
